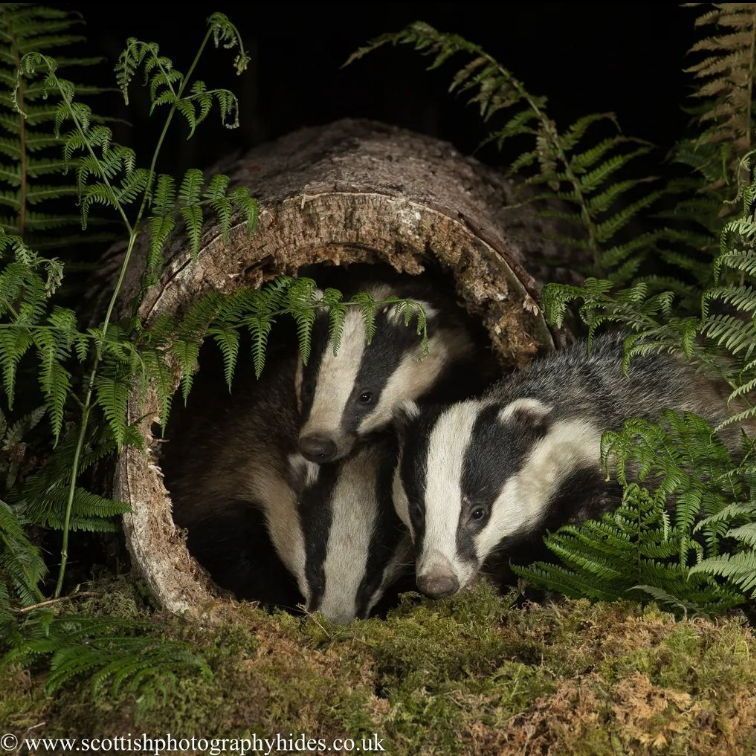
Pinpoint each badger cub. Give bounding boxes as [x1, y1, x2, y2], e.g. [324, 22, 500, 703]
[283, 437, 411, 623]
[296, 278, 484, 463]
[392, 334, 738, 600]
[162, 351, 410, 623]
[163, 273, 485, 620]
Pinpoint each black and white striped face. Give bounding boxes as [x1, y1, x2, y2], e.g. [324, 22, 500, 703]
[296, 286, 473, 464]
[393, 398, 602, 598]
[279, 443, 411, 624]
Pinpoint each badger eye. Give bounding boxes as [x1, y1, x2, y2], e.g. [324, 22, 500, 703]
[358, 391, 373, 405]
[470, 506, 486, 522]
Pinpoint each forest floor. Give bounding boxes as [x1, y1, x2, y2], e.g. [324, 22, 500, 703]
[2, 578, 755, 755]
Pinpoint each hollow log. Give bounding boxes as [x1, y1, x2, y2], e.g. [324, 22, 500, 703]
[114, 118, 564, 616]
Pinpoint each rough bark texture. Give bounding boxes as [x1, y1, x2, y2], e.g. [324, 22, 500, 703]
[114, 119, 562, 616]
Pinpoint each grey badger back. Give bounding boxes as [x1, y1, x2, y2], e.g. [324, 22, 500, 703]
[162, 351, 411, 622]
[296, 277, 484, 464]
[392, 333, 738, 599]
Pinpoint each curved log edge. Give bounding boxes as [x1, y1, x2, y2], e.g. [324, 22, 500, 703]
[114, 119, 563, 616]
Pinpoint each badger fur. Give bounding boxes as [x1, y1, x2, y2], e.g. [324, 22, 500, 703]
[162, 350, 411, 623]
[161, 350, 304, 607]
[296, 278, 486, 464]
[285, 437, 411, 623]
[392, 333, 740, 599]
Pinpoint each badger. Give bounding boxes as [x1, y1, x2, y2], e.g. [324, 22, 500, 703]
[162, 350, 411, 623]
[392, 333, 740, 599]
[296, 277, 486, 464]
[277, 437, 412, 623]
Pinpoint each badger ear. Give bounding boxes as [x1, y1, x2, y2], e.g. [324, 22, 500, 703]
[386, 299, 439, 327]
[498, 398, 552, 432]
[393, 400, 421, 436]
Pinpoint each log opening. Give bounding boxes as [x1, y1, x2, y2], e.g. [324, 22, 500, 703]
[114, 119, 559, 616]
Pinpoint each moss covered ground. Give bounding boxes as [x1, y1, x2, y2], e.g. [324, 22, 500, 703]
[2, 579, 754, 754]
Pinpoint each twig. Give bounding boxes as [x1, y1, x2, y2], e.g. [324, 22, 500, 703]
[14, 590, 100, 614]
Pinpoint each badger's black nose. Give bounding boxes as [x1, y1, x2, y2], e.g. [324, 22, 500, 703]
[416, 572, 460, 598]
[298, 434, 338, 463]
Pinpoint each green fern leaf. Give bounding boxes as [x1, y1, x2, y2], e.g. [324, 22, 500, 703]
[209, 325, 240, 389]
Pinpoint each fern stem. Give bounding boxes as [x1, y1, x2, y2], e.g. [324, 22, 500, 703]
[55, 27, 216, 597]
[446, 43, 606, 275]
[51, 75, 134, 236]
[747, 8, 756, 160]
[135, 28, 213, 220]
[55, 395, 88, 597]
[55, 227, 138, 597]
[14, 590, 99, 614]
[55, 227, 138, 598]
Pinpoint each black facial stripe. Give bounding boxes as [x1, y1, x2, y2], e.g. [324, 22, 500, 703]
[299, 313, 330, 425]
[355, 438, 404, 618]
[297, 462, 340, 610]
[399, 405, 446, 554]
[542, 465, 620, 530]
[341, 310, 423, 435]
[492, 465, 619, 570]
[455, 514, 480, 565]
[457, 403, 551, 561]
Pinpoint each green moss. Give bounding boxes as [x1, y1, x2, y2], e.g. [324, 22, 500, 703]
[0, 666, 48, 733]
[1, 579, 754, 754]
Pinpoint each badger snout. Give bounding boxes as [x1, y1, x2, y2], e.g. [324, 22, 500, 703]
[298, 433, 338, 463]
[416, 554, 461, 598]
[416, 572, 459, 598]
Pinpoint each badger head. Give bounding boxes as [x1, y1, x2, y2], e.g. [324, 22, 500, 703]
[296, 284, 474, 464]
[280, 444, 412, 624]
[392, 397, 602, 599]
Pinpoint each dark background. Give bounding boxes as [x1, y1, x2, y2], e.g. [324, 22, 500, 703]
[71, 2, 695, 175]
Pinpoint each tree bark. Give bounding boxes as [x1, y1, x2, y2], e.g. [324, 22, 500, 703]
[114, 118, 562, 615]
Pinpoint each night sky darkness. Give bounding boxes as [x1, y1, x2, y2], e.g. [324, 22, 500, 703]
[72, 3, 695, 178]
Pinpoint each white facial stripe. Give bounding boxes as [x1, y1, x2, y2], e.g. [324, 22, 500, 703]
[358, 327, 474, 435]
[419, 401, 482, 571]
[318, 446, 377, 623]
[475, 418, 602, 559]
[302, 309, 365, 437]
[498, 398, 549, 422]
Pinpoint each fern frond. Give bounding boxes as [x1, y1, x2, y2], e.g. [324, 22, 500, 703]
[0, 5, 111, 247]
[93, 373, 130, 448]
[0, 499, 46, 608]
[208, 325, 239, 390]
[348, 22, 659, 277]
[690, 551, 756, 596]
[5, 612, 210, 699]
[18, 427, 130, 532]
[516, 410, 754, 613]
[172, 339, 200, 404]
[680, 4, 756, 194]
